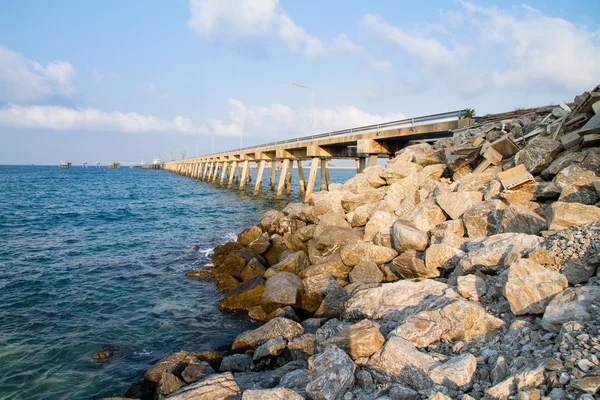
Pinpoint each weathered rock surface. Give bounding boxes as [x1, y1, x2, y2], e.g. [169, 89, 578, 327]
[340, 242, 398, 266]
[405, 200, 447, 232]
[436, 191, 483, 220]
[392, 250, 439, 279]
[545, 202, 600, 230]
[462, 200, 507, 238]
[220, 277, 265, 312]
[242, 388, 304, 400]
[348, 260, 383, 283]
[457, 274, 486, 302]
[166, 373, 240, 400]
[390, 220, 428, 253]
[515, 136, 563, 173]
[306, 345, 355, 400]
[319, 319, 385, 360]
[502, 259, 568, 315]
[262, 272, 303, 313]
[541, 286, 600, 331]
[232, 318, 304, 352]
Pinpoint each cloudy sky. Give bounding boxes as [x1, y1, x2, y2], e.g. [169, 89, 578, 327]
[0, 0, 598, 164]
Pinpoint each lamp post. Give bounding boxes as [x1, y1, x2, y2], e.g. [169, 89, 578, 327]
[293, 82, 314, 136]
[240, 120, 243, 149]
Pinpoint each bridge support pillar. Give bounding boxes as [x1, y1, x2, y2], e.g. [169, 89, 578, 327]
[320, 159, 330, 191]
[220, 162, 228, 185]
[356, 157, 366, 173]
[254, 160, 266, 195]
[269, 161, 276, 190]
[297, 160, 305, 196]
[368, 155, 379, 168]
[228, 161, 237, 188]
[205, 162, 213, 180]
[304, 157, 319, 204]
[276, 159, 289, 198]
[210, 162, 218, 183]
[286, 161, 293, 195]
[239, 160, 249, 190]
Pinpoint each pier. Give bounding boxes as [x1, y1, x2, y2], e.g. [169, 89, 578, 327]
[164, 110, 470, 202]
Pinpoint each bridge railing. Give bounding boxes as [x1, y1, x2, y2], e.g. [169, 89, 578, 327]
[187, 109, 467, 160]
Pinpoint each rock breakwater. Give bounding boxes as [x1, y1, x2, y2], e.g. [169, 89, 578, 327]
[116, 86, 600, 400]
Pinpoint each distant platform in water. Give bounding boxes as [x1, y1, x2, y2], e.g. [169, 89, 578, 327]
[107, 162, 121, 169]
[59, 161, 72, 168]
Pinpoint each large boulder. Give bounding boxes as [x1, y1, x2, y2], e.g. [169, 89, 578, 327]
[349, 260, 383, 284]
[424, 243, 463, 271]
[313, 211, 350, 238]
[340, 242, 398, 266]
[457, 275, 486, 302]
[219, 248, 268, 279]
[514, 136, 563, 174]
[220, 277, 265, 312]
[242, 388, 304, 400]
[393, 250, 439, 279]
[272, 251, 309, 274]
[435, 191, 483, 220]
[166, 372, 240, 400]
[319, 319, 385, 360]
[145, 352, 203, 383]
[219, 354, 254, 372]
[301, 274, 343, 313]
[382, 161, 423, 183]
[305, 345, 355, 400]
[363, 211, 396, 242]
[545, 202, 600, 231]
[282, 202, 312, 221]
[390, 298, 504, 347]
[391, 220, 428, 253]
[541, 286, 600, 331]
[344, 279, 455, 322]
[341, 189, 386, 212]
[262, 272, 303, 313]
[428, 354, 477, 391]
[462, 200, 507, 238]
[314, 226, 362, 255]
[502, 259, 568, 315]
[440, 146, 480, 171]
[232, 317, 304, 352]
[299, 254, 352, 280]
[238, 226, 263, 246]
[405, 200, 447, 232]
[500, 203, 547, 235]
[350, 203, 377, 227]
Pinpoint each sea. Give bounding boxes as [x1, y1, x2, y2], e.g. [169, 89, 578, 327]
[0, 165, 354, 399]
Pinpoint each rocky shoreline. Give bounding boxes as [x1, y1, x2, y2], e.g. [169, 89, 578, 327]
[112, 86, 599, 400]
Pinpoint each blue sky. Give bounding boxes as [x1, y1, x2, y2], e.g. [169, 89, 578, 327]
[0, 0, 599, 164]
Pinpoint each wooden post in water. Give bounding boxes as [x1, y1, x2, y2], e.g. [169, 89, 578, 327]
[305, 158, 319, 203]
[320, 158, 329, 191]
[239, 160, 249, 190]
[228, 161, 237, 188]
[276, 159, 289, 198]
[269, 161, 276, 190]
[254, 160, 266, 195]
[297, 160, 305, 196]
[285, 161, 293, 195]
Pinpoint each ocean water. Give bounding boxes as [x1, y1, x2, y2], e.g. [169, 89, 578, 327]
[0, 165, 354, 400]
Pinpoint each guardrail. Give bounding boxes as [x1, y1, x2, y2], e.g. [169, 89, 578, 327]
[181, 109, 467, 160]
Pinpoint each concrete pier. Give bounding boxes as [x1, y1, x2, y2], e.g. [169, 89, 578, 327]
[164, 110, 469, 202]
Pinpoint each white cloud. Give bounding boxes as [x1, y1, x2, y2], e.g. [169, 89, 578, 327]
[0, 104, 209, 135]
[362, 13, 468, 70]
[330, 34, 391, 69]
[187, 0, 324, 58]
[461, 1, 600, 91]
[0, 45, 78, 103]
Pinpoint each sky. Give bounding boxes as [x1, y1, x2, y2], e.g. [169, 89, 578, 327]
[0, 0, 599, 165]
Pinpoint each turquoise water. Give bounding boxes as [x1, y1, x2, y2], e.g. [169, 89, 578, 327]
[0, 165, 354, 399]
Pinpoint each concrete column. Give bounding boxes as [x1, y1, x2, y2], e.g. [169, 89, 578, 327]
[239, 160, 249, 190]
[368, 155, 378, 167]
[202, 162, 209, 180]
[285, 160, 293, 195]
[356, 157, 366, 173]
[276, 159, 290, 198]
[207, 162, 215, 181]
[297, 160, 306, 196]
[320, 158, 329, 191]
[212, 162, 221, 183]
[228, 161, 237, 188]
[254, 160, 266, 195]
[304, 158, 319, 204]
[269, 161, 276, 190]
[220, 162, 228, 185]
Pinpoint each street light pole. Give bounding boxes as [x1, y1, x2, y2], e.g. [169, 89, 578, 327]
[240, 121, 243, 149]
[293, 82, 314, 136]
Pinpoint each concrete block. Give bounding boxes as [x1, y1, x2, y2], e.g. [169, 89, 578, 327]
[579, 114, 600, 136]
[473, 136, 486, 147]
[498, 164, 535, 190]
[490, 135, 520, 158]
[357, 138, 390, 155]
[560, 131, 582, 149]
[581, 133, 600, 148]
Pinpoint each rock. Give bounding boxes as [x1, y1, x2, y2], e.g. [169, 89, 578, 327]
[425, 243, 463, 271]
[393, 250, 439, 279]
[287, 334, 316, 361]
[344, 279, 452, 322]
[181, 361, 216, 384]
[299, 254, 352, 280]
[305, 345, 356, 400]
[429, 353, 477, 390]
[219, 353, 254, 372]
[319, 319, 385, 360]
[364, 211, 397, 242]
[341, 190, 385, 212]
[514, 136, 563, 174]
[278, 368, 310, 392]
[500, 202, 547, 235]
[296, 225, 316, 242]
[220, 277, 265, 312]
[541, 286, 600, 331]
[268, 306, 300, 322]
[388, 385, 419, 400]
[144, 351, 201, 383]
[441, 146, 480, 171]
[283, 202, 312, 221]
[253, 337, 287, 361]
[391, 220, 429, 253]
[232, 317, 304, 352]
[242, 388, 304, 400]
[430, 220, 465, 237]
[390, 298, 504, 347]
[260, 210, 284, 233]
[405, 200, 447, 232]
[157, 372, 185, 397]
[349, 261, 383, 284]
[428, 393, 452, 400]
[214, 272, 241, 292]
[459, 233, 542, 274]
[301, 274, 343, 312]
[350, 203, 377, 227]
[545, 202, 600, 230]
[185, 269, 214, 279]
[570, 376, 600, 395]
[272, 251, 309, 274]
[315, 226, 362, 254]
[485, 362, 545, 399]
[234, 360, 308, 392]
[457, 275, 486, 302]
[382, 161, 424, 183]
[262, 272, 303, 313]
[435, 191, 483, 220]
[340, 243, 398, 266]
[314, 211, 351, 238]
[313, 287, 351, 318]
[238, 226, 263, 246]
[462, 200, 507, 238]
[502, 259, 568, 315]
[166, 372, 240, 400]
[220, 248, 268, 280]
[240, 258, 268, 280]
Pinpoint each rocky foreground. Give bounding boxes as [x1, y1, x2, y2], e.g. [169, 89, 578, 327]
[116, 87, 600, 400]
